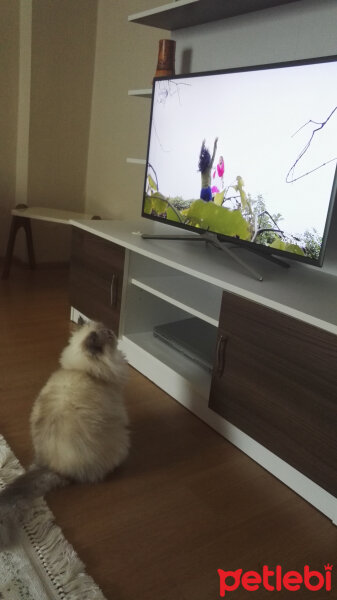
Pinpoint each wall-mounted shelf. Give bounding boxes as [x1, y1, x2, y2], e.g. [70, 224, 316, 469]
[128, 89, 152, 98]
[128, 0, 302, 31]
[126, 158, 146, 165]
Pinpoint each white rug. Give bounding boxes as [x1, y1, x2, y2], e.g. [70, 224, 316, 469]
[0, 435, 106, 599]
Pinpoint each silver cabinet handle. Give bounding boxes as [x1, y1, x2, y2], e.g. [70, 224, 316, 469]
[110, 273, 117, 306]
[216, 335, 228, 377]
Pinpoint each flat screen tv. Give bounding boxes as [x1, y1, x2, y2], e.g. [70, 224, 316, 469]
[142, 55, 337, 267]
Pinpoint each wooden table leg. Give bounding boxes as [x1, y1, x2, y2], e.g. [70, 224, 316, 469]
[2, 216, 36, 279]
[23, 217, 36, 271]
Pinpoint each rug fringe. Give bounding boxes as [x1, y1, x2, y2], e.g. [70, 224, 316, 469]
[0, 435, 107, 599]
[0, 435, 24, 486]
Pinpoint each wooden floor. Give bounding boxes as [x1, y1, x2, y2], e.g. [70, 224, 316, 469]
[0, 265, 336, 599]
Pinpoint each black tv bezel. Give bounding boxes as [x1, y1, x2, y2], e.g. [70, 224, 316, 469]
[141, 55, 337, 267]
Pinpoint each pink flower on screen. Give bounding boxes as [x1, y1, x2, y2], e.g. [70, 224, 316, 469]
[217, 160, 225, 177]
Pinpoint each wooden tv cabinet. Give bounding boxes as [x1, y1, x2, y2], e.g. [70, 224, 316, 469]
[69, 218, 337, 524]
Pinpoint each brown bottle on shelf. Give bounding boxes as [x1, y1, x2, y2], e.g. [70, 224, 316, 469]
[155, 39, 176, 78]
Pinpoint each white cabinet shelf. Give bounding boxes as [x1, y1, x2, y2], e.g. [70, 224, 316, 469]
[129, 253, 222, 326]
[121, 330, 212, 399]
[128, 0, 302, 31]
[130, 275, 220, 326]
[121, 275, 215, 400]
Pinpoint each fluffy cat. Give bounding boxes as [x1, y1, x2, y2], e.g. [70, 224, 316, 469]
[0, 321, 130, 511]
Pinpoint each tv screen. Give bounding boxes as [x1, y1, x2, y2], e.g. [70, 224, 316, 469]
[142, 56, 337, 267]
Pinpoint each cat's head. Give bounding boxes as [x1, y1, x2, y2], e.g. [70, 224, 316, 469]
[59, 321, 128, 383]
[83, 325, 117, 355]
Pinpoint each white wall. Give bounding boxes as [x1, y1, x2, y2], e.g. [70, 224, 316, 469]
[1, 0, 98, 264]
[0, 1, 19, 257]
[26, 0, 97, 263]
[85, 0, 167, 221]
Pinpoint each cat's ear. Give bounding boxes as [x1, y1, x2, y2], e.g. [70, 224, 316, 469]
[69, 316, 86, 336]
[85, 331, 103, 355]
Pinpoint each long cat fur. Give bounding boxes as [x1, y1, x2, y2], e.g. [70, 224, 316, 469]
[0, 321, 130, 514]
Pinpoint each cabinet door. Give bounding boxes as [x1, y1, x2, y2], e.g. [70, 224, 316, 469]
[209, 291, 337, 496]
[69, 228, 125, 334]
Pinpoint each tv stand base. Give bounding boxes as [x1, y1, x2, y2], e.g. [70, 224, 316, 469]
[142, 231, 265, 281]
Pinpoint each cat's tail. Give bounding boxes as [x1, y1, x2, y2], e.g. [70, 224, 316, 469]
[0, 465, 67, 547]
[0, 465, 67, 509]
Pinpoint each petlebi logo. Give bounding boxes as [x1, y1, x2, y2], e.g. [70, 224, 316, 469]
[217, 564, 333, 596]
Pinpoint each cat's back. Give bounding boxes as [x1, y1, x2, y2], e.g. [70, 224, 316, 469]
[35, 368, 100, 407]
[30, 367, 129, 481]
[31, 367, 125, 423]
